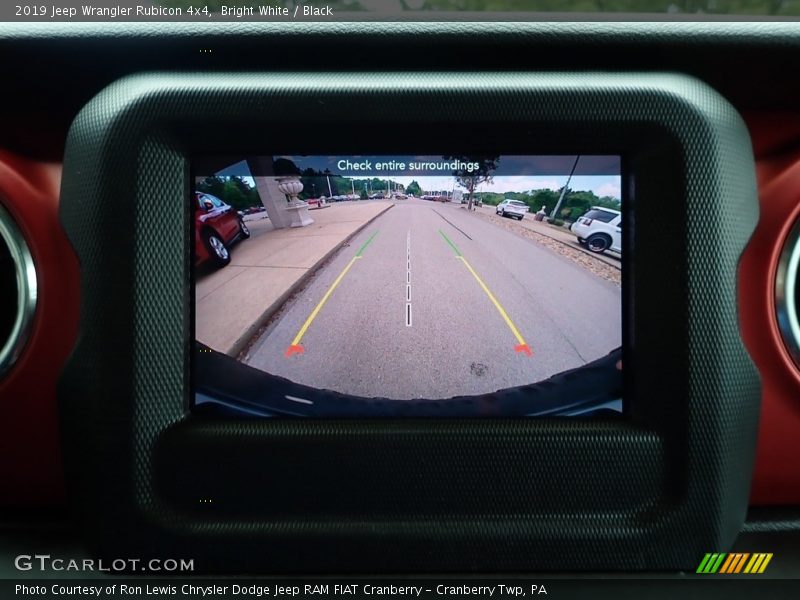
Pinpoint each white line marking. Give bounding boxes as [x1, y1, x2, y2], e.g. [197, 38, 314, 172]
[285, 395, 313, 405]
[406, 230, 412, 326]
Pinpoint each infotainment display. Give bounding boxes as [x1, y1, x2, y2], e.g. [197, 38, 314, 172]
[192, 155, 624, 417]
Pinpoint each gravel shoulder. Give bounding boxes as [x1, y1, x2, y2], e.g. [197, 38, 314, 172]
[471, 210, 621, 287]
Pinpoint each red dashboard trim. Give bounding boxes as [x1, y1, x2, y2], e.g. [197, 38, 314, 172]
[741, 113, 800, 505]
[0, 151, 78, 507]
[1, 113, 800, 508]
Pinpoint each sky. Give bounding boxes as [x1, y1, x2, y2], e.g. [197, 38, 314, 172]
[389, 175, 621, 199]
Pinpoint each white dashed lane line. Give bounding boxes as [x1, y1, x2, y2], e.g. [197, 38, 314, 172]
[406, 230, 412, 327]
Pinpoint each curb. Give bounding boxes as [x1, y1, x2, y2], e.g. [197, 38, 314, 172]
[228, 202, 395, 358]
[536, 226, 622, 269]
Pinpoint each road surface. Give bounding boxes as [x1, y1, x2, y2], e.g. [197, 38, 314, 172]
[242, 198, 621, 399]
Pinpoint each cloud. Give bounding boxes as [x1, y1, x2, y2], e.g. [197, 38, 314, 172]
[594, 182, 622, 199]
[487, 177, 562, 192]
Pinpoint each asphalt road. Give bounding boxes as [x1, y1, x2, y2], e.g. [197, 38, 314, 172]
[243, 199, 621, 400]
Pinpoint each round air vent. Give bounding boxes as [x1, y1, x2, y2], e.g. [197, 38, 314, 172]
[776, 215, 800, 369]
[0, 201, 37, 378]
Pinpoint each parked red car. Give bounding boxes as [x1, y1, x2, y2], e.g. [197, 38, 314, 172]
[194, 192, 250, 268]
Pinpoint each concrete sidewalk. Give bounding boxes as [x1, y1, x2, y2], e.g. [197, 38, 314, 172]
[196, 201, 393, 356]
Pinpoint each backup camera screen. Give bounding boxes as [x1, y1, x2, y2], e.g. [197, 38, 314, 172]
[192, 155, 623, 417]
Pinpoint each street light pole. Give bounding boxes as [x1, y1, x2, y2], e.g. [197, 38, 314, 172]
[550, 155, 580, 222]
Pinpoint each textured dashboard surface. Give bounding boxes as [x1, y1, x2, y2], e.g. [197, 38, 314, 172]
[3, 21, 800, 41]
[57, 71, 758, 572]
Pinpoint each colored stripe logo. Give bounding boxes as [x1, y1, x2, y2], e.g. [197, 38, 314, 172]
[696, 553, 773, 574]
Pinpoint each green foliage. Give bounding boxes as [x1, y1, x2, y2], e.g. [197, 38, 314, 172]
[196, 176, 261, 211]
[445, 155, 500, 208]
[222, 179, 247, 209]
[296, 170, 405, 199]
[595, 196, 622, 210]
[300, 169, 340, 199]
[196, 176, 225, 199]
[475, 192, 504, 206]
[476, 187, 620, 218]
[406, 180, 423, 196]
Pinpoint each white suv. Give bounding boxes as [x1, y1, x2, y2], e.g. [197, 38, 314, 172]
[496, 199, 529, 220]
[570, 207, 622, 255]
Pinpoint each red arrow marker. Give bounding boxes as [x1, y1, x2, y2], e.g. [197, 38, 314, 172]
[285, 344, 305, 357]
[514, 343, 533, 356]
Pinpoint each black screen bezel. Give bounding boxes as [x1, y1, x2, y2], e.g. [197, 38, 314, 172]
[188, 153, 630, 418]
[58, 72, 759, 572]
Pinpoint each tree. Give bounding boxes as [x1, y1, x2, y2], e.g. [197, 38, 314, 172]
[370, 177, 385, 193]
[562, 190, 595, 220]
[196, 175, 261, 211]
[445, 155, 500, 210]
[528, 189, 561, 214]
[196, 176, 226, 199]
[406, 180, 423, 197]
[478, 192, 505, 206]
[222, 179, 248, 210]
[596, 195, 622, 210]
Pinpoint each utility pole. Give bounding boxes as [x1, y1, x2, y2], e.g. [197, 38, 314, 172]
[550, 155, 580, 222]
